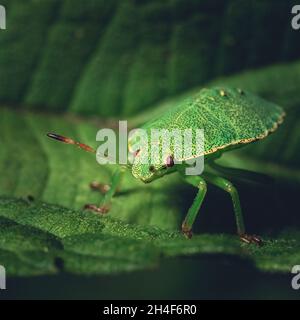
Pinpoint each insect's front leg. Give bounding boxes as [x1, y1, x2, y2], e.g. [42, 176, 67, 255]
[89, 181, 111, 194]
[180, 174, 207, 239]
[84, 167, 124, 214]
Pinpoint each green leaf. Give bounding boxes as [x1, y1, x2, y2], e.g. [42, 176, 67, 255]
[0, 0, 59, 102]
[1, 196, 300, 276]
[1, 0, 299, 116]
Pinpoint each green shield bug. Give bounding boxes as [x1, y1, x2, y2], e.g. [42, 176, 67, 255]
[47, 87, 285, 245]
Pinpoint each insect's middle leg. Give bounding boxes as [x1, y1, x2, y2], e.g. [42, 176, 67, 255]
[84, 168, 123, 214]
[181, 175, 207, 238]
[203, 172, 262, 245]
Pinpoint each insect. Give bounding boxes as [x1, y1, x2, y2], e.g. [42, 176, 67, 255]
[47, 87, 285, 245]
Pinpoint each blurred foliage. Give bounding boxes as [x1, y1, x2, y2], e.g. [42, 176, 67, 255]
[0, 0, 299, 116]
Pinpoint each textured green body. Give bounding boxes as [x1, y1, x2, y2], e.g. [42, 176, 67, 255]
[129, 87, 285, 182]
[140, 87, 285, 156]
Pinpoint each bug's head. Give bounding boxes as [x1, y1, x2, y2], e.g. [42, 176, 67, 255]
[131, 151, 175, 183]
[128, 129, 177, 183]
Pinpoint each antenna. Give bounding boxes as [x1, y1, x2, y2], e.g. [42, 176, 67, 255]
[46, 132, 131, 168]
[47, 133, 96, 153]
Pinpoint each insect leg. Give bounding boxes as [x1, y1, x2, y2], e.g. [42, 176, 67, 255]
[89, 181, 111, 194]
[209, 161, 273, 185]
[84, 168, 124, 214]
[203, 172, 262, 246]
[181, 175, 207, 239]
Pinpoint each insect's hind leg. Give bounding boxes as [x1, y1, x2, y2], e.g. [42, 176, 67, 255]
[203, 172, 262, 245]
[181, 175, 207, 238]
[84, 168, 124, 214]
[209, 161, 273, 185]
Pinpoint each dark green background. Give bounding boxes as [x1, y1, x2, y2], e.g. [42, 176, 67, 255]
[1, 0, 299, 115]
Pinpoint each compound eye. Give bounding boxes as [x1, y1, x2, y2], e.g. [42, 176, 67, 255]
[149, 165, 155, 173]
[166, 155, 174, 168]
